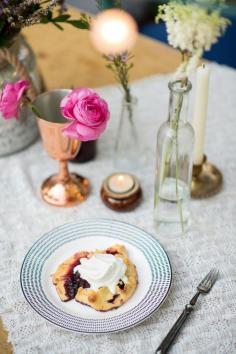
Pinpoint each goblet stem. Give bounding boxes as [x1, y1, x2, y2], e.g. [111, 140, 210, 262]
[59, 160, 70, 181]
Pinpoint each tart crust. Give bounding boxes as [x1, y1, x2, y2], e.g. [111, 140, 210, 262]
[52, 251, 90, 302]
[52, 245, 138, 311]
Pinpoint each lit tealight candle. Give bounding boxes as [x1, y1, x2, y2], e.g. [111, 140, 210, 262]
[108, 173, 134, 194]
[90, 9, 138, 55]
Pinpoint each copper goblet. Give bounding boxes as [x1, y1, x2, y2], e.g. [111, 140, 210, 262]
[33, 89, 90, 207]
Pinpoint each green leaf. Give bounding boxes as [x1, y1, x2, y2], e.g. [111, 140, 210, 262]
[52, 14, 71, 22]
[31, 105, 42, 118]
[40, 15, 50, 24]
[46, 11, 53, 20]
[80, 13, 90, 20]
[66, 20, 90, 29]
[52, 22, 64, 30]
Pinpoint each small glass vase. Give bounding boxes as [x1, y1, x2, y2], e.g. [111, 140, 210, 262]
[114, 96, 140, 171]
[154, 80, 194, 235]
[0, 35, 42, 157]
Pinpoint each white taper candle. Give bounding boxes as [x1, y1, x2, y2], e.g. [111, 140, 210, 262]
[193, 64, 210, 165]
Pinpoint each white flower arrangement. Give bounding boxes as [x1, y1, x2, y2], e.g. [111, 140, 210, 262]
[156, 1, 230, 77]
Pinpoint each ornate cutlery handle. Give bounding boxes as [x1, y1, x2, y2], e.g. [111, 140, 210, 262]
[155, 303, 194, 354]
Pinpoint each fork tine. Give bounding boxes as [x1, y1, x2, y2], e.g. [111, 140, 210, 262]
[199, 268, 214, 286]
[210, 269, 219, 285]
[198, 268, 219, 289]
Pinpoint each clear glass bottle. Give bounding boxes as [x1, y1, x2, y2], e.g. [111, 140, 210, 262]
[114, 96, 141, 172]
[0, 35, 41, 156]
[154, 80, 194, 235]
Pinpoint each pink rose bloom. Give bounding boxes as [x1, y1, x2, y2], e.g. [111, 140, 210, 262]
[60, 88, 110, 141]
[0, 80, 29, 120]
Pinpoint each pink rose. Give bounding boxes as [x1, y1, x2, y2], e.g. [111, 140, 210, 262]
[60, 88, 110, 141]
[0, 80, 29, 120]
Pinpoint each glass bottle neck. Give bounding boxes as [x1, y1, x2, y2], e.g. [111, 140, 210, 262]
[167, 80, 191, 125]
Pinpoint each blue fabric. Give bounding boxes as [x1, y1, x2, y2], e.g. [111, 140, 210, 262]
[140, 18, 236, 68]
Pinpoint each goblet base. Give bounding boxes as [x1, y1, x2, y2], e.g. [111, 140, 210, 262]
[41, 173, 90, 207]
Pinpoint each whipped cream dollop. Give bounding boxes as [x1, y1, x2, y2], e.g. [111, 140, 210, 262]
[74, 253, 128, 294]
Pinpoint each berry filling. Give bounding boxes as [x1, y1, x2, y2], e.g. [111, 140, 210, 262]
[63, 253, 90, 300]
[118, 279, 125, 290]
[106, 248, 118, 255]
[65, 271, 90, 299]
[107, 294, 120, 303]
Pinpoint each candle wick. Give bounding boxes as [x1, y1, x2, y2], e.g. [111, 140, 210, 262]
[202, 63, 205, 69]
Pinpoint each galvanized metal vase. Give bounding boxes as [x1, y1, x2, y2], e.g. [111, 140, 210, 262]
[0, 35, 42, 157]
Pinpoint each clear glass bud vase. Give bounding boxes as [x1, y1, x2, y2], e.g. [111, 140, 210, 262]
[154, 80, 194, 235]
[114, 96, 140, 171]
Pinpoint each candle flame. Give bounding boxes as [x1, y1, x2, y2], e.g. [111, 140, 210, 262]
[117, 175, 124, 183]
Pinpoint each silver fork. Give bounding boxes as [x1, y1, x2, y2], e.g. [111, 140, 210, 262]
[155, 268, 219, 354]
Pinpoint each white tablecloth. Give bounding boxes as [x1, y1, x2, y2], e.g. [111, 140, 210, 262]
[0, 63, 236, 354]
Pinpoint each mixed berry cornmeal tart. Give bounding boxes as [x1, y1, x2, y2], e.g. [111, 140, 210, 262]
[52, 244, 138, 311]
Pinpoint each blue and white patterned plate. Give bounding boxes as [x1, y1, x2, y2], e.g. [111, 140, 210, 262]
[20, 219, 172, 334]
